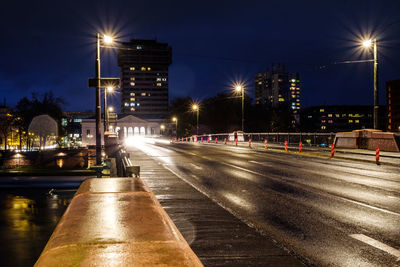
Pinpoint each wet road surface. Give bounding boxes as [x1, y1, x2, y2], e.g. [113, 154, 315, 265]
[128, 141, 400, 266]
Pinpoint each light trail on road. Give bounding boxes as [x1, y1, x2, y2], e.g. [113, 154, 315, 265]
[127, 140, 400, 266]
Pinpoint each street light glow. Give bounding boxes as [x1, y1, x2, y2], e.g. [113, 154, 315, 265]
[362, 39, 372, 48]
[103, 35, 113, 44]
[172, 117, 177, 122]
[106, 86, 114, 92]
[108, 106, 114, 112]
[235, 85, 242, 92]
[192, 104, 198, 110]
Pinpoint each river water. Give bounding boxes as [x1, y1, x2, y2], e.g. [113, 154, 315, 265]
[0, 180, 82, 266]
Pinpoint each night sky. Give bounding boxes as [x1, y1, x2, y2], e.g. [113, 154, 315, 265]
[1, 0, 400, 112]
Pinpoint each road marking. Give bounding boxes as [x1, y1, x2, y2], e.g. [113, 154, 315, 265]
[350, 234, 400, 260]
[219, 161, 400, 218]
[190, 163, 203, 170]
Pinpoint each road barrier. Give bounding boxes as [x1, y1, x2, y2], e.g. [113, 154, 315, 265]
[299, 141, 302, 153]
[249, 139, 252, 148]
[35, 178, 203, 266]
[215, 137, 218, 144]
[265, 139, 267, 150]
[376, 147, 380, 164]
[235, 138, 238, 146]
[201, 137, 203, 143]
[331, 144, 335, 157]
[224, 138, 227, 145]
[285, 141, 288, 152]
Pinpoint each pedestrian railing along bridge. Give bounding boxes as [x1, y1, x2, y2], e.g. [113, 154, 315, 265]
[176, 132, 336, 148]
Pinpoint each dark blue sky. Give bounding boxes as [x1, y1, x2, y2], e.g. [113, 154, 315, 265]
[1, 0, 399, 112]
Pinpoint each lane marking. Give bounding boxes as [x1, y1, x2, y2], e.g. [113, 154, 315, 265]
[350, 234, 400, 260]
[219, 161, 400, 218]
[189, 163, 203, 170]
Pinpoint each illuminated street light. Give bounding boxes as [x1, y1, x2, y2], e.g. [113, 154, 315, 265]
[94, 33, 115, 164]
[192, 104, 199, 135]
[103, 35, 113, 44]
[172, 117, 178, 139]
[234, 83, 245, 132]
[362, 38, 379, 129]
[104, 86, 114, 132]
[160, 124, 165, 135]
[108, 106, 114, 112]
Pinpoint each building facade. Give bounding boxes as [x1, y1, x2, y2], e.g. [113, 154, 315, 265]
[255, 64, 301, 121]
[81, 115, 161, 147]
[117, 39, 172, 120]
[300, 105, 386, 132]
[386, 79, 400, 132]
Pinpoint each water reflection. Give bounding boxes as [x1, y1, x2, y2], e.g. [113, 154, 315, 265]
[0, 189, 75, 267]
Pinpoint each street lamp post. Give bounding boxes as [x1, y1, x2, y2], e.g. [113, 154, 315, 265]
[192, 104, 199, 135]
[235, 84, 245, 132]
[172, 117, 178, 139]
[104, 86, 113, 132]
[94, 33, 113, 165]
[363, 39, 379, 129]
[95, 33, 102, 165]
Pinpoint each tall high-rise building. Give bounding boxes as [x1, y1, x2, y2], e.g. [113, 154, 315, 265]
[255, 64, 301, 122]
[386, 79, 400, 132]
[118, 39, 172, 120]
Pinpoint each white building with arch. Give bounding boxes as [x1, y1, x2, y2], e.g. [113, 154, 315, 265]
[81, 115, 161, 147]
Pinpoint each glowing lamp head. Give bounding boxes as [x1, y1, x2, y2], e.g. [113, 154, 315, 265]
[172, 117, 177, 122]
[235, 85, 243, 92]
[160, 125, 165, 130]
[106, 86, 113, 92]
[192, 104, 198, 110]
[103, 35, 113, 44]
[108, 106, 114, 112]
[362, 39, 372, 48]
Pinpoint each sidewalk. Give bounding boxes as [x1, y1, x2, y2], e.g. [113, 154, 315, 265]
[129, 146, 304, 266]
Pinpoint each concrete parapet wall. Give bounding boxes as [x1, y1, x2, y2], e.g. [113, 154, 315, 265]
[35, 178, 203, 266]
[334, 129, 400, 152]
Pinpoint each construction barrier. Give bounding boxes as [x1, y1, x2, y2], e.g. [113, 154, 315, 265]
[249, 139, 252, 148]
[235, 138, 238, 146]
[331, 144, 335, 157]
[299, 141, 302, 153]
[376, 147, 380, 164]
[265, 139, 267, 150]
[285, 141, 288, 152]
[224, 138, 227, 145]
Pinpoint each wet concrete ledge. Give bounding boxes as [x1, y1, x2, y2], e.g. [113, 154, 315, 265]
[35, 178, 203, 266]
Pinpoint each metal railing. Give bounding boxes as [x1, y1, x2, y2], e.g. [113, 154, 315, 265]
[177, 132, 336, 147]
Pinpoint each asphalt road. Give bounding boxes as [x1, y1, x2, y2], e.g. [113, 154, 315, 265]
[130, 140, 400, 266]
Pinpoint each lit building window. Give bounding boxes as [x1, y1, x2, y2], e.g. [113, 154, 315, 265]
[278, 98, 285, 102]
[141, 93, 146, 96]
[130, 98, 135, 101]
[349, 120, 353, 123]
[328, 114, 332, 117]
[156, 83, 162, 87]
[130, 77, 135, 81]
[130, 108, 135, 111]
[328, 120, 333, 123]
[124, 102, 129, 107]
[156, 78, 161, 81]
[162, 78, 167, 81]
[147, 67, 151, 71]
[355, 120, 359, 123]
[320, 109, 325, 112]
[130, 103, 135, 107]
[321, 126, 326, 130]
[130, 67, 135, 71]
[130, 82, 135, 86]
[136, 45, 142, 50]
[141, 67, 146, 71]
[137, 103, 140, 106]
[130, 93, 135, 96]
